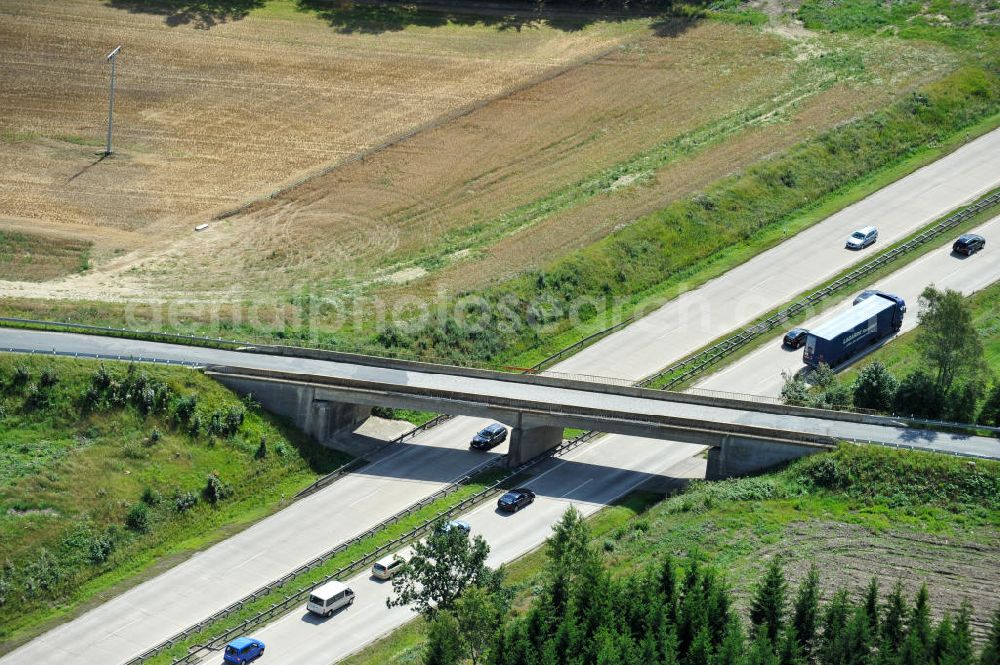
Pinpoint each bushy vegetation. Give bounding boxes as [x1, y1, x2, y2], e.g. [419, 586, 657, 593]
[0, 355, 349, 643]
[418, 505, 1000, 665]
[782, 285, 1000, 423]
[373, 66, 1000, 365]
[347, 445, 1000, 665]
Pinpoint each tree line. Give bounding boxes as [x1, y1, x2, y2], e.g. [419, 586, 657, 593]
[782, 286, 1000, 425]
[385, 508, 1000, 665]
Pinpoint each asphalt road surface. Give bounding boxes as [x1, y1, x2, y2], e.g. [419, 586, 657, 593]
[554, 127, 1000, 380]
[695, 214, 1000, 397]
[192, 438, 708, 665]
[2, 129, 999, 665]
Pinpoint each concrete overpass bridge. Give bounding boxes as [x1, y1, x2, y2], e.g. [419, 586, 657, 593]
[2, 328, 998, 477]
[203, 350, 1000, 477]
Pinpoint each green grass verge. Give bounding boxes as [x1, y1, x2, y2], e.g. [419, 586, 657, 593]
[145, 467, 510, 665]
[0, 355, 352, 651]
[338, 445, 1000, 665]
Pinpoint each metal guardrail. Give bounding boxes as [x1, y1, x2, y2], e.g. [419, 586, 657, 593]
[0, 347, 204, 368]
[638, 190, 1000, 390]
[529, 316, 636, 372]
[126, 430, 592, 665]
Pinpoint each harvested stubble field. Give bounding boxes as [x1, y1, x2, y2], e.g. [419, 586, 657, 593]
[0, 0, 961, 309]
[0, 0, 640, 288]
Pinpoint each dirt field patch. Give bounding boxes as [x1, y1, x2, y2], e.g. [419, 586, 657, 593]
[0, 0, 642, 287]
[753, 521, 1000, 641]
[0, 230, 91, 282]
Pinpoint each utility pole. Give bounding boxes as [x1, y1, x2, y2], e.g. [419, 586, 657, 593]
[105, 45, 122, 156]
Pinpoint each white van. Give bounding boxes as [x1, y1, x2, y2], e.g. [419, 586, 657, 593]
[306, 580, 355, 617]
[371, 555, 406, 580]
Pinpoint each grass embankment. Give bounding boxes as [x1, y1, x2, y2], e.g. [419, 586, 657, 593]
[838, 279, 1000, 385]
[0, 355, 351, 650]
[372, 64, 1000, 366]
[343, 445, 1000, 665]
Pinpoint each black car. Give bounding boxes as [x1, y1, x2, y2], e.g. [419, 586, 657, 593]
[783, 328, 808, 349]
[497, 488, 535, 512]
[953, 234, 986, 256]
[470, 423, 507, 450]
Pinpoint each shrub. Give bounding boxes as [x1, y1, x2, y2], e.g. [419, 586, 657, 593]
[23, 383, 46, 410]
[12, 364, 30, 386]
[22, 548, 65, 598]
[174, 491, 198, 513]
[203, 473, 233, 505]
[224, 406, 245, 436]
[255, 436, 267, 460]
[780, 372, 811, 407]
[87, 532, 116, 564]
[894, 370, 945, 418]
[91, 364, 112, 389]
[944, 380, 985, 424]
[189, 413, 203, 437]
[980, 384, 1000, 427]
[126, 503, 151, 533]
[141, 487, 162, 506]
[852, 362, 899, 412]
[39, 368, 58, 388]
[173, 394, 197, 424]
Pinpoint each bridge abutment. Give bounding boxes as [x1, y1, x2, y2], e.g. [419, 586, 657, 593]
[211, 375, 371, 444]
[707, 434, 829, 479]
[507, 416, 562, 467]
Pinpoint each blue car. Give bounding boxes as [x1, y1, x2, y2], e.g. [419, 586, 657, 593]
[224, 637, 265, 664]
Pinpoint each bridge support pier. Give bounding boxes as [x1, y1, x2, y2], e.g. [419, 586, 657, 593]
[707, 434, 829, 479]
[507, 415, 562, 467]
[210, 375, 371, 444]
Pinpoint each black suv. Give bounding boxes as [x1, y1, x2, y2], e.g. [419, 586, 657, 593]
[470, 423, 507, 450]
[497, 488, 535, 512]
[782, 328, 808, 349]
[953, 234, 985, 256]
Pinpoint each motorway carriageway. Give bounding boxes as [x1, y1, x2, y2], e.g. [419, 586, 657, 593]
[1, 128, 999, 665]
[192, 440, 708, 665]
[695, 213, 1000, 397]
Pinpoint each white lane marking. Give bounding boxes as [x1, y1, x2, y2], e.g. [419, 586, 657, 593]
[559, 478, 593, 499]
[234, 550, 267, 569]
[347, 488, 380, 507]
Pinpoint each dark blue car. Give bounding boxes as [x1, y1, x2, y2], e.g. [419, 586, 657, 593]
[224, 637, 265, 664]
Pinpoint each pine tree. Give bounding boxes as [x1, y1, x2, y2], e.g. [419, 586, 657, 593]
[659, 554, 679, 625]
[881, 581, 907, 653]
[981, 607, 1000, 665]
[714, 615, 748, 665]
[687, 627, 713, 665]
[864, 577, 880, 635]
[908, 585, 932, 654]
[950, 602, 973, 665]
[424, 611, 463, 665]
[792, 565, 821, 655]
[778, 627, 805, 665]
[748, 633, 779, 665]
[819, 589, 851, 665]
[843, 606, 875, 665]
[750, 559, 787, 643]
